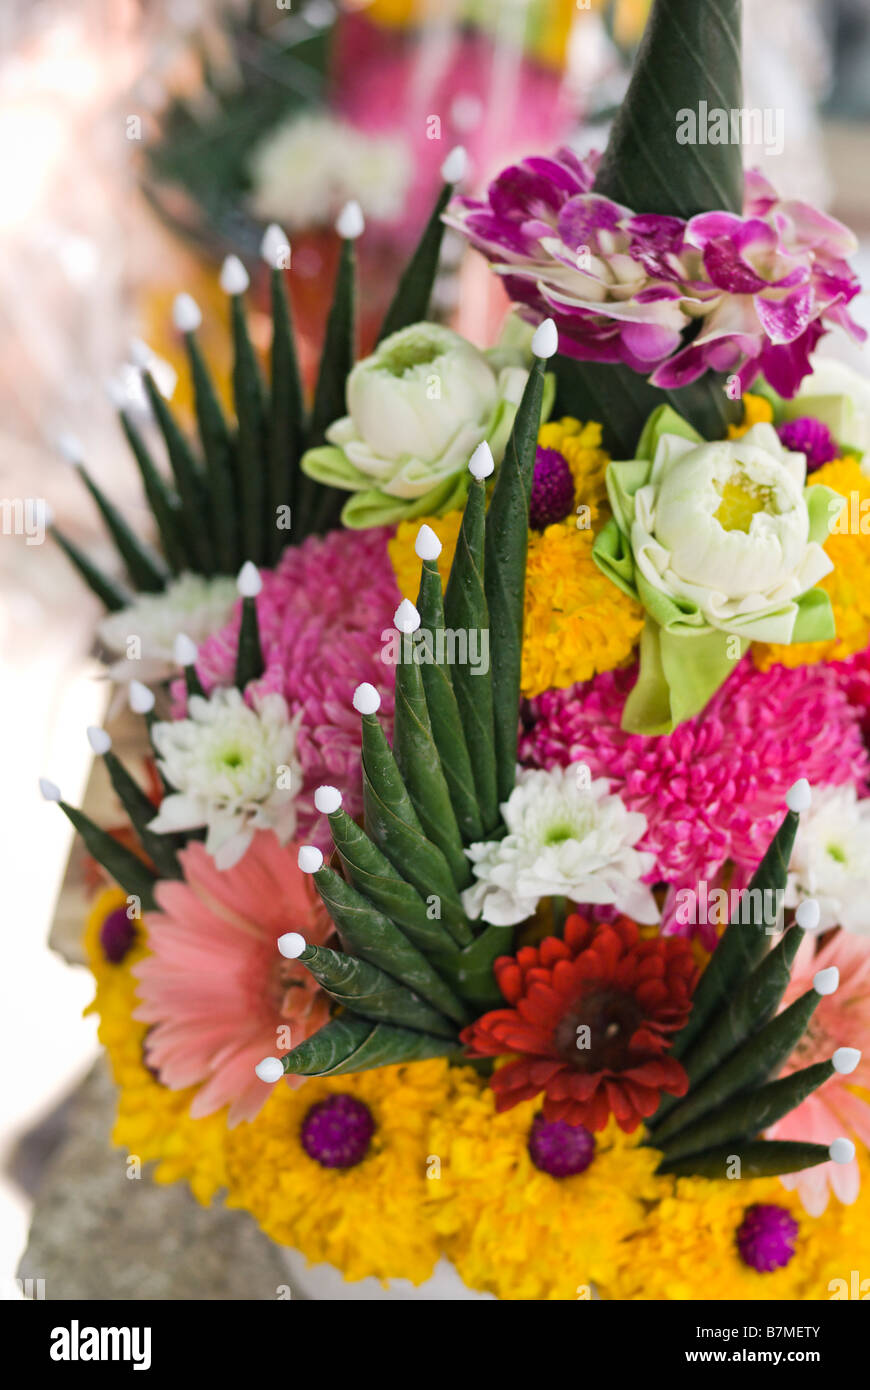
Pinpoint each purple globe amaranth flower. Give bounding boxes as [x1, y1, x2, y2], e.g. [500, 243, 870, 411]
[99, 906, 137, 964]
[447, 153, 865, 399]
[530, 447, 575, 529]
[776, 416, 839, 472]
[300, 1094, 375, 1169]
[736, 1204, 799, 1273]
[528, 1113, 595, 1177]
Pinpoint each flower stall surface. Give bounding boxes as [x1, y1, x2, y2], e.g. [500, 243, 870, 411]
[41, 0, 870, 1300]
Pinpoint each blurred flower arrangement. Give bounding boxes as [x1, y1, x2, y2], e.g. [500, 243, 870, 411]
[39, 0, 870, 1300]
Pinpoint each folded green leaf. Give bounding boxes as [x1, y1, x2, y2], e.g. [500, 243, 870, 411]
[651, 928, 804, 1133]
[234, 594, 264, 688]
[449, 922, 514, 1010]
[309, 237, 355, 449]
[73, 462, 167, 593]
[267, 265, 305, 563]
[656, 1139, 831, 1180]
[280, 1015, 457, 1077]
[484, 358, 546, 802]
[392, 633, 469, 889]
[326, 804, 459, 962]
[57, 800, 157, 910]
[652, 987, 823, 1144]
[658, 1059, 835, 1164]
[182, 329, 237, 572]
[50, 525, 131, 613]
[671, 809, 800, 1063]
[295, 941, 457, 1038]
[102, 750, 180, 880]
[230, 293, 268, 563]
[416, 558, 483, 843]
[118, 411, 188, 573]
[360, 711, 471, 945]
[442, 479, 499, 834]
[376, 181, 452, 342]
[593, 0, 744, 219]
[141, 370, 213, 574]
[312, 862, 469, 1025]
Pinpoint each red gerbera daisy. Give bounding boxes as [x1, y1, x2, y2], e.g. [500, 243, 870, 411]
[461, 915, 698, 1132]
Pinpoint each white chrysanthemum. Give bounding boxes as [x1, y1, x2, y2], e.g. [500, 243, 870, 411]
[247, 112, 411, 229]
[461, 768, 658, 928]
[148, 689, 302, 871]
[785, 783, 870, 935]
[98, 573, 237, 682]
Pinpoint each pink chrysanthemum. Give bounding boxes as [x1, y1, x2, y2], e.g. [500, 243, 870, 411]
[520, 658, 869, 943]
[172, 528, 400, 849]
[766, 930, 870, 1216]
[133, 834, 333, 1126]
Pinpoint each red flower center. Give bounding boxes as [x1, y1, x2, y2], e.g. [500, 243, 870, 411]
[554, 988, 645, 1072]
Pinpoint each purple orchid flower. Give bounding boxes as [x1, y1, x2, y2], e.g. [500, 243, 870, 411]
[447, 152, 865, 397]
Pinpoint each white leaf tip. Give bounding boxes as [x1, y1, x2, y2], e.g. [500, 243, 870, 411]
[829, 1137, 856, 1165]
[314, 785, 342, 815]
[86, 726, 112, 756]
[468, 440, 494, 480]
[172, 293, 202, 333]
[531, 317, 558, 359]
[297, 845, 324, 874]
[39, 778, 62, 802]
[414, 523, 442, 561]
[255, 1057, 285, 1084]
[786, 778, 812, 813]
[814, 966, 840, 996]
[394, 598, 421, 634]
[353, 682, 381, 715]
[56, 432, 84, 465]
[260, 223, 291, 269]
[173, 632, 198, 667]
[220, 254, 250, 295]
[440, 145, 468, 183]
[129, 680, 155, 715]
[795, 898, 821, 932]
[833, 1047, 861, 1075]
[336, 200, 365, 240]
[277, 931, 307, 959]
[237, 561, 262, 598]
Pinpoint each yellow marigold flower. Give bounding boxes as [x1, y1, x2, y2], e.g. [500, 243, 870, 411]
[387, 419, 643, 697]
[754, 456, 870, 670]
[223, 1060, 452, 1285]
[84, 889, 228, 1203]
[608, 1146, 870, 1301]
[728, 391, 775, 439]
[424, 1071, 667, 1300]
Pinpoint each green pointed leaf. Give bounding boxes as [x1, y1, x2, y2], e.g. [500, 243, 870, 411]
[652, 987, 822, 1145]
[141, 370, 213, 573]
[103, 751, 180, 880]
[312, 863, 469, 1025]
[443, 477, 499, 832]
[392, 633, 469, 889]
[416, 558, 483, 843]
[377, 182, 452, 342]
[671, 809, 800, 1062]
[280, 1015, 457, 1077]
[57, 801, 157, 910]
[360, 712, 471, 945]
[658, 1059, 836, 1164]
[73, 462, 167, 593]
[183, 330, 237, 573]
[234, 594, 264, 688]
[267, 266, 305, 563]
[327, 805, 459, 962]
[593, 0, 744, 218]
[656, 1139, 831, 1180]
[119, 411, 188, 573]
[651, 927, 804, 1133]
[230, 292, 268, 563]
[50, 526, 131, 613]
[451, 922, 514, 1010]
[295, 940, 457, 1038]
[309, 237, 355, 448]
[484, 358, 546, 803]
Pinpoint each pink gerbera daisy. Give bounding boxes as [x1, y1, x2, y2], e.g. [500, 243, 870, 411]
[766, 930, 870, 1215]
[173, 527, 400, 849]
[133, 833, 333, 1125]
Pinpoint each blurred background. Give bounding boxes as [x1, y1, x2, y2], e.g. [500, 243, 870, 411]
[2, 0, 870, 1297]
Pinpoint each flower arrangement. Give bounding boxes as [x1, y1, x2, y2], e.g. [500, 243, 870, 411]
[42, 0, 870, 1301]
